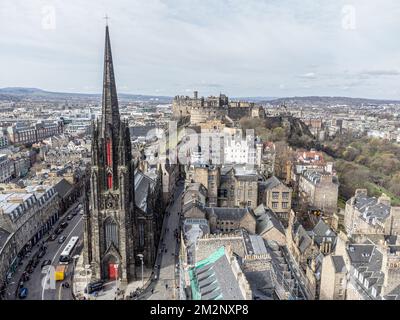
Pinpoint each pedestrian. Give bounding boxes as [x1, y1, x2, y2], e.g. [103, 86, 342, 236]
[165, 284, 168, 290]
[151, 288, 154, 294]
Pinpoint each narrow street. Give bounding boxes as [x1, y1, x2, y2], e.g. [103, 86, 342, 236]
[4, 201, 84, 300]
[139, 183, 184, 300]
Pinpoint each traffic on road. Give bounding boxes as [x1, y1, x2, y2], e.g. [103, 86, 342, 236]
[5, 202, 84, 300]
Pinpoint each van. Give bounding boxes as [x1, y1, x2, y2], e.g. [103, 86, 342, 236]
[85, 280, 104, 294]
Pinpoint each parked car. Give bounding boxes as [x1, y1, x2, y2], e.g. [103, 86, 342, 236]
[67, 215, 73, 221]
[71, 210, 78, 216]
[41, 260, 52, 269]
[49, 234, 58, 241]
[33, 260, 40, 268]
[18, 287, 28, 299]
[55, 228, 63, 235]
[60, 222, 68, 229]
[79, 209, 84, 215]
[37, 248, 46, 258]
[58, 236, 67, 244]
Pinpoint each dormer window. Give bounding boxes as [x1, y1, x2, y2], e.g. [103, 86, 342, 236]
[371, 287, 377, 298]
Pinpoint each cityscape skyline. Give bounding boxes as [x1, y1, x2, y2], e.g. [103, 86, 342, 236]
[1, 2, 400, 307]
[2, 1, 400, 99]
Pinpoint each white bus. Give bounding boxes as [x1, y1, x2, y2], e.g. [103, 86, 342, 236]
[59, 236, 79, 264]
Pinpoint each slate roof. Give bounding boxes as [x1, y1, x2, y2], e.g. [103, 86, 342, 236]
[263, 176, 284, 191]
[190, 246, 245, 300]
[384, 285, 400, 300]
[134, 169, 156, 214]
[129, 125, 157, 139]
[205, 207, 252, 221]
[331, 255, 346, 273]
[309, 219, 337, 247]
[253, 204, 285, 236]
[293, 222, 313, 253]
[53, 178, 73, 199]
[347, 243, 385, 299]
[352, 194, 391, 224]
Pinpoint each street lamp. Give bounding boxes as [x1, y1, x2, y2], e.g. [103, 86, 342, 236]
[84, 264, 91, 300]
[114, 263, 119, 297]
[137, 254, 144, 288]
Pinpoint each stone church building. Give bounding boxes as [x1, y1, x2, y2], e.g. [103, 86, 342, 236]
[83, 25, 160, 285]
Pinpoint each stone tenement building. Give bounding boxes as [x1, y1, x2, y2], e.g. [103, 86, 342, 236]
[344, 189, 400, 237]
[172, 91, 264, 125]
[260, 176, 292, 225]
[298, 170, 339, 215]
[84, 26, 158, 285]
[6, 120, 64, 145]
[0, 186, 59, 293]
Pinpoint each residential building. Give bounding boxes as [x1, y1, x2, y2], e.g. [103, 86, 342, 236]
[298, 170, 339, 214]
[261, 176, 292, 224]
[344, 189, 400, 236]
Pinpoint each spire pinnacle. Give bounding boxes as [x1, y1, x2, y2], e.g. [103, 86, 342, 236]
[101, 24, 120, 138]
[104, 14, 110, 26]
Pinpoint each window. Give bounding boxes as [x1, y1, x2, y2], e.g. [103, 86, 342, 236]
[139, 223, 145, 247]
[282, 202, 288, 209]
[248, 191, 253, 197]
[272, 192, 279, 200]
[104, 219, 119, 248]
[272, 202, 278, 209]
[247, 201, 252, 206]
[282, 192, 289, 200]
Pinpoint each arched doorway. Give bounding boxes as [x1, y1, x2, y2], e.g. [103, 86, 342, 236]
[102, 254, 120, 280]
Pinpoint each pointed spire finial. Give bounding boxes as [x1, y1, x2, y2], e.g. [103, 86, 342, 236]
[101, 22, 120, 138]
[104, 14, 110, 26]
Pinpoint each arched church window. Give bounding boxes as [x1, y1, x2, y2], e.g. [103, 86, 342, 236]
[105, 218, 119, 248]
[139, 222, 145, 247]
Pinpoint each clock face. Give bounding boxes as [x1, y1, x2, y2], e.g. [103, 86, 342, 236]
[104, 193, 118, 210]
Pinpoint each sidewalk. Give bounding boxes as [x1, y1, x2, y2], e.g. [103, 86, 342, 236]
[72, 254, 152, 300]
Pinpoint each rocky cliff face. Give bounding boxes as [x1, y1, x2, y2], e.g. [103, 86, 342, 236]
[265, 115, 315, 145]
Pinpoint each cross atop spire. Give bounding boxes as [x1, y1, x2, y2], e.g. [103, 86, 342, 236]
[104, 14, 110, 26]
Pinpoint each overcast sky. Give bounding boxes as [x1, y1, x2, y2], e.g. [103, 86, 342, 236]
[1, 0, 400, 99]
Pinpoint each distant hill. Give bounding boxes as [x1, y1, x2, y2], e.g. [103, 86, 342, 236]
[268, 96, 400, 106]
[0, 87, 173, 103]
[2, 88, 400, 106]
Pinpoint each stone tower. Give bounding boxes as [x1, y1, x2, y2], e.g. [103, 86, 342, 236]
[83, 25, 136, 285]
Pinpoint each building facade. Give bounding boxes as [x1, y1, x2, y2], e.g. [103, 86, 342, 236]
[84, 26, 157, 284]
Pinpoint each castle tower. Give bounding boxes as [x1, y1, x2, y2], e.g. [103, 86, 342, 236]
[84, 25, 136, 285]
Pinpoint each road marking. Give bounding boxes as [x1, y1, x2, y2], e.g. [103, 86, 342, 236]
[41, 216, 82, 300]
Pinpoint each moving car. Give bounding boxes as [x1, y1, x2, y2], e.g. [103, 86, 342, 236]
[37, 247, 47, 258]
[33, 260, 40, 268]
[49, 234, 58, 241]
[58, 236, 67, 244]
[18, 287, 28, 299]
[60, 222, 68, 229]
[67, 215, 73, 221]
[41, 260, 52, 269]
